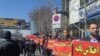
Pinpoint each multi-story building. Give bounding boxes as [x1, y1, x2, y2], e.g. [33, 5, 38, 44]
[68, 0, 100, 37]
[61, 0, 71, 29]
[79, 0, 100, 24]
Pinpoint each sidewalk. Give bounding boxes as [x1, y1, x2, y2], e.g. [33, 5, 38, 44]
[20, 50, 41, 56]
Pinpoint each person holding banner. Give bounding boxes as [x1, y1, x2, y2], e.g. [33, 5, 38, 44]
[63, 28, 75, 41]
[54, 30, 61, 40]
[83, 22, 100, 42]
[42, 35, 48, 56]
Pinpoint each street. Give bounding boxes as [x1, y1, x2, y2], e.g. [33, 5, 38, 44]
[20, 50, 41, 56]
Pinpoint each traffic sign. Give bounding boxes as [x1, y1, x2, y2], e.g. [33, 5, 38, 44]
[52, 14, 61, 28]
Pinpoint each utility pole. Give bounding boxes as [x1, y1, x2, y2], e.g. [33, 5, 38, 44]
[84, 0, 87, 38]
[64, 0, 67, 29]
[52, 8, 58, 37]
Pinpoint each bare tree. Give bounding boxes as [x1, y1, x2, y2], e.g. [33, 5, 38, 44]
[29, 0, 58, 35]
[29, 0, 55, 34]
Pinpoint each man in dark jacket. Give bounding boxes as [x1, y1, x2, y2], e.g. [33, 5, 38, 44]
[0, 31, 20, 56]
[24, 39, 30, 56]
[29, 39, 36, 56]
[82, 22, 100, 42]
[24, 39, 36, 56]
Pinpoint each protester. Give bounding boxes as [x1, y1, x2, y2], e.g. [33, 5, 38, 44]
[24, 39, 30, 56]
[46, 35, 53, 56]
[29, 39, 36, 56]
[82, 22, 100, 42]
[0, 31, 20, 56]
[63, 28, 75, 41]
[42, 35, 48, 56]
[19, 38, 25, 54]
[54, 30, 61, 40]
[38, 32, 44, 55]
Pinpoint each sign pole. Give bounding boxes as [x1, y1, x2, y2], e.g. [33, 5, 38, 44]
[84, 0, 87, 38]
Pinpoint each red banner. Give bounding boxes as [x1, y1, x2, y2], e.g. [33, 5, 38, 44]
[26, 35, 100, 56]
[73, 41, 100, 56]
[26, 35, 37, 40]
[26, 35, 39, 44]
[47, 39, 55, 50]
[39, 38, 44, 45]
[53, 40, 72, 56]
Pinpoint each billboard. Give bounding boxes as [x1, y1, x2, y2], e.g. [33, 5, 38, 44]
[69, 0, 80, 24]
[0, 19, 18, 27]
[0, 18, 27, 28]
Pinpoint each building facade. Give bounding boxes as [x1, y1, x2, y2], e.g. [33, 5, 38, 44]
[68, 0, 100, 37]
[61, 0, 71, 29]
[69, 0, 80, 24]
[79, 0, 100, 24]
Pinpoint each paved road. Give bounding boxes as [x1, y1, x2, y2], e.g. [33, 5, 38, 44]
[20, 50, 41, 56]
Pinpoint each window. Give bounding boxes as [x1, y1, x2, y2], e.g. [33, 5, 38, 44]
[89, 0, 95, 3]
[85, 0, 89, 4]
[80, 0, 89, 6]
[80, 0, 84, 6]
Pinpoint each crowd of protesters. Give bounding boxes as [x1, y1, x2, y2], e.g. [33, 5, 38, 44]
[0, 31, 20, 56]
[0, 22, 100, 56]
[0, 31, 37, 56]
[34, 22, 100, 56]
